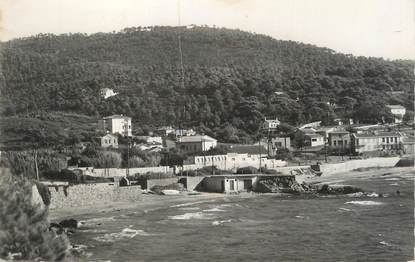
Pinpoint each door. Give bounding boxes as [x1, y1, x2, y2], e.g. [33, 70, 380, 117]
[243, 179, 252, 190]
[229, 180, 235, 191]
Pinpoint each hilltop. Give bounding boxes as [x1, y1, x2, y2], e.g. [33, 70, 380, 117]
[0, 26, 414, 147]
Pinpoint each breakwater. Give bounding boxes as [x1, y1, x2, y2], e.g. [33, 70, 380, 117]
[318, 157, 400, 175]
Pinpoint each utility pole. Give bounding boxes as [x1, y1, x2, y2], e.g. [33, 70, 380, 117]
[259, 136, 262, 173]
[324, 136, 328, 163]
[125, 123, 130, 177]
[34, 150, 39, 181]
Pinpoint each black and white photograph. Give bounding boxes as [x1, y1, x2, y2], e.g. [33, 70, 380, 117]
[0, 0, 414, 261]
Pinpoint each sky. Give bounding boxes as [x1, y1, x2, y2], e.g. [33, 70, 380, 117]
[0, 0, 414, 60]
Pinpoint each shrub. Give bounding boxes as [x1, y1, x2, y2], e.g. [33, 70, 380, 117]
[0, 170, 69, 260]
[236, 166, 259, 174]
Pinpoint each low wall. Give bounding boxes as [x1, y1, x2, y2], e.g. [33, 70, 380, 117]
[319, 157, 400, 175]
[49, 183, 142, 210]
[92, 166, 173, 177]
[146, 177, 179, 189]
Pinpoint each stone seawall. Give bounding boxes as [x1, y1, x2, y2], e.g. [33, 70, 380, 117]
[49, 183, 142, 210]
[318, 157, 400, 175]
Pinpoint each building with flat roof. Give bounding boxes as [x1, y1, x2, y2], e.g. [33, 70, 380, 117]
[98, 115, 132, 136]
[351, 132, 402, 154]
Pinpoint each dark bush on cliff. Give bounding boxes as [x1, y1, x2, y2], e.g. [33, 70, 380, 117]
[42, 169, 112, 184]
[0, 169, 69, 260]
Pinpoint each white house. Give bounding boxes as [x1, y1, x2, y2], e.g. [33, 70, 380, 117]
[100, 88, 118, 99]
[97, 134, 118, 148]
[176, 135, 217, 154]
[386, 105, 406, 123]
[263, 118, 280, 130]
[351, 132, 402, 154]
[98, 115, 132, 136]
[304, 133, 325, 147]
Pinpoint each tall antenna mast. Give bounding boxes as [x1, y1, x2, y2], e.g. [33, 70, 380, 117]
[177, 0, 186, 136]
[177, 0, 185, 90]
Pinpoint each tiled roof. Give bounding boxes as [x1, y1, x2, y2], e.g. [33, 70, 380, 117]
[103, 115, 132, 120]
[226, 145, 267, 155]
[386, 105, 405, 109]
[177, 135, 217, 143]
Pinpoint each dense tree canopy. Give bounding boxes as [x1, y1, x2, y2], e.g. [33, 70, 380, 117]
[0, 26, 413, 147]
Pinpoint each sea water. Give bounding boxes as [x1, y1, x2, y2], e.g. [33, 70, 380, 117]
[69, 171, 414, 262]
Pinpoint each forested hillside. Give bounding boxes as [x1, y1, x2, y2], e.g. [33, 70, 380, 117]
[0, 26, 414, 146]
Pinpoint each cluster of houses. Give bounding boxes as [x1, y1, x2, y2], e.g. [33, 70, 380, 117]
[92, 101, 412, 162]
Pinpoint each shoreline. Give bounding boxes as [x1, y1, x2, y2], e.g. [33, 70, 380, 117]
[49, 166, 414, 222]
[49, 192, 229, 221]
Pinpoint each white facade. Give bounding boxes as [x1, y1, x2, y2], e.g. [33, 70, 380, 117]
[99, 134, 118, 148]
[352, 132, 402, 153]
[99, 115, 132, 136]
[386, 105, 406, 123]
[187, 153, 287, 172]
[176, 135, 217, 153]
[305, 134, 325, 147]
[100, 88, 118, 99]
[263, 118, 280, 130]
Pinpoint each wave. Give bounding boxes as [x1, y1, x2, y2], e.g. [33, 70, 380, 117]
[345, 201, 384, 206]
[203, 207, 225, 212]
[338, 208, 352, 212]
[170, 200, 215, 208]
[93, 228, 153, 243]
[168, 212, 214, 220]
[80, 216, 116, 227]
[178, 207, 201, 211]
[379, 241, 392, 247]
[212, 219, 232, 226]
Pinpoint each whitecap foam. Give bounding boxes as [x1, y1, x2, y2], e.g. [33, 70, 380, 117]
[203, 207, 225, 212]
[384, 178, 400, 181]
[347, 192, 364, 197]
[168, 212, 213, 220]
[366, 192, 379, 197]
[170, 200, 215, 208]
[345, 201, 384, 206]
[379, 241, 392, 247]
[93, 228, 153, 242]
[338, 208, 352, 212]
[389, 183, 399, 186]
[212, 219, 232, 226]
[178, 207, 200, 211]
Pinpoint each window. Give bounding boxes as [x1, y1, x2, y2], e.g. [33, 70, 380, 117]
[382, 138, 385, 142]
[395, 137, 398, 143]
[386, 137, 389, 143]
[312, 138, 317, 142]
[334, 141, 337, 146]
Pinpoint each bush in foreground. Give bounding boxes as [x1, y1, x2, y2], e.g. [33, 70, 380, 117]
[0, 170, 69, 261]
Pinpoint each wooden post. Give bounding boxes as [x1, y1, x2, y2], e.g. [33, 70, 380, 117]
[34, 150, 39, 181]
